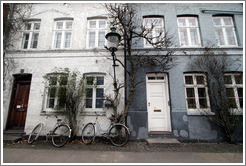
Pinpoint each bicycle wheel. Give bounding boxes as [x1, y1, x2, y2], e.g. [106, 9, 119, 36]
[81, 123, 95, 144]
[109, 124, 129, 147]
[51, 124, 71, 148]
[28, 123, 43, 144]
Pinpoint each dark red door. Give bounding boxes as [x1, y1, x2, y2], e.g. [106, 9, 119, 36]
[7, 75, 31, 129]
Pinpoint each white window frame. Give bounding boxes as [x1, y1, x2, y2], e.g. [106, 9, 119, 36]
[87, 19, 107, 48]
[184, 73, 211, 115]
[224, 73, 243, 115]
[21, 21, 40, 49]
[177, 16, 201, 47]
[143, 17, 164, 47]
[84, 74, 105, 112]
[43, 73, 68, 112]
[213, 16, 238, 47]
[52, 20, 73, 49]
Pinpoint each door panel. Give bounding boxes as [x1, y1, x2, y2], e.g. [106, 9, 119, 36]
[146, 74, 171, 132]
[7, 75, 31, 129]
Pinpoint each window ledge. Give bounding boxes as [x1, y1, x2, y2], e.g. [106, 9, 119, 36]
[187, 109, 215, 116]
[80, 111, 106, 116]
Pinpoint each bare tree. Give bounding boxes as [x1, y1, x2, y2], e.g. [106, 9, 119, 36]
[190, 45, 243, 143]
[105, 3, 177, 123]
[3, 3, 33, 89]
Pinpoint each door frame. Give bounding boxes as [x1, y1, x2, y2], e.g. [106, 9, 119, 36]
[6, 74, 32, 129]
[146, 72, 172, 132]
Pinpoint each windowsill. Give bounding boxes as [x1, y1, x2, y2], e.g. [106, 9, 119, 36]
[229, 109, 243, 115]
[40, 110, 64, 116]
[187, 109, 215, 116]
[80, 111, 106, 116]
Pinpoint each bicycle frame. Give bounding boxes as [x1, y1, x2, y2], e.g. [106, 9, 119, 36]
[93, 117, 112, 138]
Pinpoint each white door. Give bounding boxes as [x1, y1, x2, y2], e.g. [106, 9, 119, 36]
[146, 73, 171, 132]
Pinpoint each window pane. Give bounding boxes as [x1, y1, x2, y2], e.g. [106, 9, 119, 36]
[157, 77, 164, 80]
[196, 76, 205, 85]
[187, 99, 196, 109]
[86, 99, 92, 108]
[89, 21, 96, 28]
[47, 99, 55, 108]
[34, 23, 40, 30]
[23, 33, 29, 49]
[198, 88, 206, 97]
[60, 76, 68, 85]
[239, 98, 243, 108]
[190, 28, 198, 45]
[56, 22, 63, 29]
[186, 88, 195, 97]
[25, 23, 31, 30]
[226, 28, 236, 45]
[226, 88, 235, 97]
[96, 99, 103, 108]
[228, 98, 237, 108]
[188, 18, 196, 26]
[65, 32, 71, 48]
[223, 17, 232, 25]
[179, 29, 188, 46]
[215, 28, 225, 45]
[99, 20, 106, 28]
[96, 88, 104, 98]
[199, 98, 208, 108]
[98, 31, 106, 47]
[185, 76, 193, 84]
[224, 75, 232, 84]
[55, 32, 62, 48]
[148, 77, 155, 80]
[213, 18, 221, 26]
[178, 18, 186, 26]
[86, 88, 93, 98]
[66, 22, 72, 29]
[49, 87, 56, 98]
[237, 88, 243, 98]
[97, 77, 104, 85]
[86, 77, 94, 85]
[49, 76, 57, 85]
[31, 33, 39, 48]
[58, 87, 66, 108]
[235, 75, 243, 84]
[89, 31, 95, 47]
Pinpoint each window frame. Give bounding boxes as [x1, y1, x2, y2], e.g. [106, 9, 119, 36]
[224, 72, 243, 114]
[21, 21, 41, 49]
[143, 17, 164, 48]
[86, 19, 107, 48]
[84, 74, 106, 112]
[212, 16, 238, 47]
[43, 73, 68, 112]
[177, 16, 201, 47]
[52, 20, 73, 49]
[184, 73, 211, 115]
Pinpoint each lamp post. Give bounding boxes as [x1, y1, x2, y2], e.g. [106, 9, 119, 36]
[105, 26, 121, 89]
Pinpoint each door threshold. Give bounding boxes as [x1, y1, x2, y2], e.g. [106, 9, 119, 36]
[149, 131, 172, 135]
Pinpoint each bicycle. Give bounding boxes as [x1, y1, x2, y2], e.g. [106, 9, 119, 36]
[27, 115, 71, 148]
[81, 114, 130, 147]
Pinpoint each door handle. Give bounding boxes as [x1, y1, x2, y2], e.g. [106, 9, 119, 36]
[148, 102, 150, 106]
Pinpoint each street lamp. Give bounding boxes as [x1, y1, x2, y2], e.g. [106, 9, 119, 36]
[105, 26, 121, 89]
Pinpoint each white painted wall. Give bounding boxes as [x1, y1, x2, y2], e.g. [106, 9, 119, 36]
[3, 3, 125, 135]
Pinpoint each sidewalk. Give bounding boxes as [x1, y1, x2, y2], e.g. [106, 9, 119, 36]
[2, 140, 244, 164]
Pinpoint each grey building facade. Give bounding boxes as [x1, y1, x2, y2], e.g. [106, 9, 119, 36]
[125, 3, 243, 141]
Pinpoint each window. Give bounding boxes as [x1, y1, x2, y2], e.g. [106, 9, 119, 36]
[85, 75, 105, 110]
[53, 20, 73, 49]
[45, 74, 68, 110]
[213, 16, 238, 46]
[143, 17, 164, 47]
[224, 73, 243, 109]
[177, 16, 201, 47]
[87, 19, 107, 48]
[184, 73, 210, 114]
[22, 21, 40, 49]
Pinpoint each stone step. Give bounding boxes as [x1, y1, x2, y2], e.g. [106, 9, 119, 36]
[146, 138, 181, 147]
[3, 129, 26, 143]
